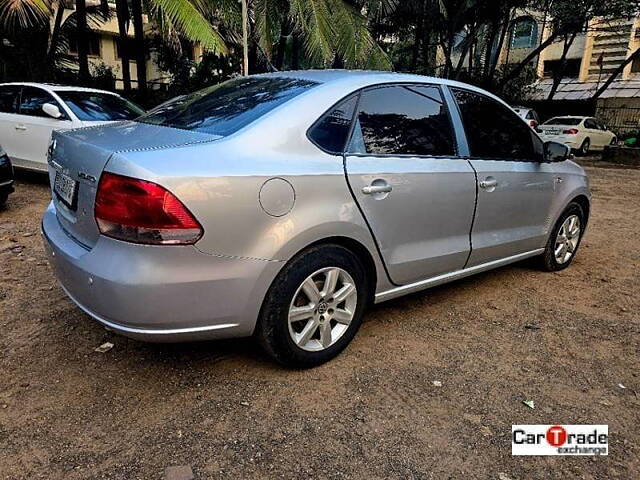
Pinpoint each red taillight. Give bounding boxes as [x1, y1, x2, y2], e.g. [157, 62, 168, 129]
[530, 120, 539, 128]
[563, 128, 579, 135]
[95, 172, 203, 245]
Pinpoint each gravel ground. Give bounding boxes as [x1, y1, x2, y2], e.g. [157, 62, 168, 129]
[0, 159, 639, 479]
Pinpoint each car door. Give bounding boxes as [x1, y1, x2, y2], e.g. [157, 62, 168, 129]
[450, 88, 556, 266]
[0, 85, 22, 161]
[344, 84, 477, 285]
[594, 119, 614, 148]
[583, 118, 603, 149]
[12, 86, 74, 170]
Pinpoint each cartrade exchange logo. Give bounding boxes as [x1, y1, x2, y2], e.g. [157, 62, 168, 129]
[512, 425, 608, 456]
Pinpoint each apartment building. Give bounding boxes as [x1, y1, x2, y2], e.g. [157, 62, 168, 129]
[53, 1, 203, 90]
[495, 11, 640, 133]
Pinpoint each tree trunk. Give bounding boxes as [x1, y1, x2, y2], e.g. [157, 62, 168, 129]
[130, 0, 147, 98]
[291, 33, 300, 70]
[411, 0, 424, 72]
[487, 11, 511, 84]
[593, 47, 640, 99]
[274, 19, 291, 70]
[115, 0, 131, 93]
[75, 0, 90, 85]
[547, 32, 577, 100]
[497, 31, 559, 90]
[46, 0, 65, 76]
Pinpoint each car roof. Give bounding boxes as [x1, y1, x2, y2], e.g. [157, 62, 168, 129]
[254, 69, 514, 109]
[0, 82, 120, 96]
[257, 69, 496, 92]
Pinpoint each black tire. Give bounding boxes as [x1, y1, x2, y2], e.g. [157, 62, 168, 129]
[0, 192, 8, 208]
[578, 138, 590, 156]
[610, 137, 617, 145]
[256, 244, 369, 368]
[538, 202, 585, 272]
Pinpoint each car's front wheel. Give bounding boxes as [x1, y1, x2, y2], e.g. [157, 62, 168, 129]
[539, 202, 585, 271]
[0, 192, 8, 208]
[256, 244, 369, 368]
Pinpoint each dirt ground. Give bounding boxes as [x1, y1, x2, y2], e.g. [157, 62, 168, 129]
[1, 159, 638, 479]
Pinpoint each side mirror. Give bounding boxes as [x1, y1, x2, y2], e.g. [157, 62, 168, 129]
[544, 141, 572, 162]
[42, 103, 62, 119]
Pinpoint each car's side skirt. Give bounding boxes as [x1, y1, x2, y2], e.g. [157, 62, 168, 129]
[374, 248, 544, 303]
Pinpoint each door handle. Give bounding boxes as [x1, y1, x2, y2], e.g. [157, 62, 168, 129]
[15, 124, 26, 131]
[362, 183, 392, 195]
[479, 178, 498, 189]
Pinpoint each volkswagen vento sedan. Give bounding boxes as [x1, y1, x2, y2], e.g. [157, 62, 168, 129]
[42, 71, 590, 367]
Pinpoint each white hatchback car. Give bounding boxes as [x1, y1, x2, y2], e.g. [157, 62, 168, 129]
[0, 83, 144, 171]
[538, 116, 617, 155]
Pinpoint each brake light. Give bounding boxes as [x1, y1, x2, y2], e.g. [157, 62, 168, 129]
[530, 120, 539, 128]
[563, 128, 579, 135]
[95, 172, 203, 245]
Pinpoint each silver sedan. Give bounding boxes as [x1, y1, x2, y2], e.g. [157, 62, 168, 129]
[42, 70, 590, 367]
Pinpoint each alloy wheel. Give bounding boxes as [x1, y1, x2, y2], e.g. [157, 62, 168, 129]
[288, 267, 358, 352]
[554, 214, 581, 264]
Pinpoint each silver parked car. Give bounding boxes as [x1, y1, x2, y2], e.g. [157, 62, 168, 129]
[42, 71, 590, 367]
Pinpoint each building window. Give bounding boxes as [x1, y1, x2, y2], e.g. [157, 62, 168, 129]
[511, 17, 538, 49]
[543, 59, 582, 78]
[69, 33, 101, 57]
[115, 37, 139, 60]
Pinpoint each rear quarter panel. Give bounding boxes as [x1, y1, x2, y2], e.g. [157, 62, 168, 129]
[104, 82, 394, 293]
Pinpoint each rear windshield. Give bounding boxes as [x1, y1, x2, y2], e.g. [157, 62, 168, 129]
[544, 117, 582, 126]
[56, 91, 144, 121]
[137, 76, 319, 136]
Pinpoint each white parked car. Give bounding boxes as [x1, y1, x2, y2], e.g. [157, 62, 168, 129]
[512, 106, 540, 129]
[538, 116, 617, 156]
[0, 83, 144, 171]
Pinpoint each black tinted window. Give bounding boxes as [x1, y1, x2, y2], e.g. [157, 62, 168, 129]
[19, 87, 61, 118]
[0, 86, 21, 114]
[308, 96, 357, 153]
[349, 85, 455, 156]
[452, 88, 537, 160]
[56, 91, 144, 121]
[138, 76, 318, 136]
[584, 118, 597, 129]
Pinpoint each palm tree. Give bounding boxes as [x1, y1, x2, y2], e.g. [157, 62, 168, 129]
[0, 0, 51, 29]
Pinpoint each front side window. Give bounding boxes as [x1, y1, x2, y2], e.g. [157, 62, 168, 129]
[452, 88, 539, 161]
[308, 96, 357, 153]
[349, 85, 456, 156]
[0, 86, 20, 114]
[56, 91, 144, 121]
[19, 87, 64, 118]
[138, 76, 318, 137]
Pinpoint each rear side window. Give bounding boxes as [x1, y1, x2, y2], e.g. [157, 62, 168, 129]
[452, 88, 538, 160]
[0, 86, 21, 114]
[138, 76, 318, 136]
[19, 86, 64, 118]
[584, 118, 597, 129]
[349, 85, 456, 156]
[308, 96, 357, 153]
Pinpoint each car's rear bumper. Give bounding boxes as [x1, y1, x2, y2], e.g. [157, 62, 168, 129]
[41, 202, 283, 342]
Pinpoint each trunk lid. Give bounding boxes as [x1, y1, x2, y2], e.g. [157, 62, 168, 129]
[48, 121, 219, 249]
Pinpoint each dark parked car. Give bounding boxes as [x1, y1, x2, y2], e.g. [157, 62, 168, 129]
[0, 144, 14, 206]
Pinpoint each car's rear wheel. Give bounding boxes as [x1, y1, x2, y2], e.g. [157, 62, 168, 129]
[578, 138, 590, 156]
[0, 192, 8, 207]
[539, 202, 585, 272]
[256, 244, 369, 368]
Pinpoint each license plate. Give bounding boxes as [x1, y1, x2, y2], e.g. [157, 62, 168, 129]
[54, 170, 77, 208]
